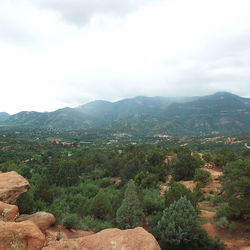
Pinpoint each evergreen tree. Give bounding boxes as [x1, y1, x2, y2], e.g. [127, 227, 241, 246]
[33, 174, 53, 203]
[157, 196, 200, 247]
[90, 189, 112, 220]
[221, 158, 250, 220]
[171, 148, 201, 181]
[116, 180, 143, 229]
[165, 181, 198, 209]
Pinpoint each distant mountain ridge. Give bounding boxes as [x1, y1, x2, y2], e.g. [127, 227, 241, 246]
[0, 112, 10, 121]
[1, 92, 250, 136]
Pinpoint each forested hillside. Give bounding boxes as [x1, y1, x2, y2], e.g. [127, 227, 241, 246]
[2, 92, 250, 136]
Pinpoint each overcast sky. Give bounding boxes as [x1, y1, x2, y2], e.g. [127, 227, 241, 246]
[1, 0, 250, 114]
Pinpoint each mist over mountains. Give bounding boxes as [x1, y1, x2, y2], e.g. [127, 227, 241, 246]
[1, 92, 250, 136]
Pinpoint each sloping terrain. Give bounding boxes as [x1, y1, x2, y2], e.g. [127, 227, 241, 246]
[2, 92, 250, 136]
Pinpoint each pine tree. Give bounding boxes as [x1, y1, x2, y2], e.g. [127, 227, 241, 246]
[116, 180, 143, 229]
[157, 196, 200, 246]
[90, 189, 112, 220]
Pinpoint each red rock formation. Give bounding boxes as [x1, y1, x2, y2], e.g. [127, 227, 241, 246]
[16, 212, 56, 233]
[0, 171, 30, 204]
[80, 227, 161, 250]
[0, 221, 45, 250]
[43, 226, 93, 249]
[43, 227, 161, 250]
[0, 201, 19, 221]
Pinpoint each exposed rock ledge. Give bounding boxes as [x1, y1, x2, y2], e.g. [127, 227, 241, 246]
[0, 171, 30, 204]
[43, 227, 161, 250]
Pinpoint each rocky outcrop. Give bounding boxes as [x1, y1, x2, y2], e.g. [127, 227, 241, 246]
[43, 226, 93, 250]
[43, 227, 161, 250]
[0, 171, 161, 250]
[78, 227, 161, 250]
[0, 201, 19, 221]
[0, 221, 45, 250]
[0, 171, 30, 204]
[16, 212, 56, 233]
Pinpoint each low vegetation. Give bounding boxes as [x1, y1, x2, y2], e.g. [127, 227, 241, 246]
[0, 127, 250, 249]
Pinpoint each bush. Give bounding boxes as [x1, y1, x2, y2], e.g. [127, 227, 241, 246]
[16, 192, 35, 214]
[194, 169, 212, 186]
[212, 195, 225, 206]
[134, 171, 158, 188]
[215, 217, 229, 229]
[90, 189, 112, 220]
[244, 225, 250, 232]
[62, 214, 79, 229]
[81, 216, 112, 232]
[164, 182, 198, 209]
[141, 188, 164, 216]
[221, 159, 250, 220]
[157, 197, 200, 246]
[216, 203, 232, 219]
[208, 237, 226, 249]
[116, 180, 144, 229]
[228, 222, 237, 232]
[171, 148, 201, 181]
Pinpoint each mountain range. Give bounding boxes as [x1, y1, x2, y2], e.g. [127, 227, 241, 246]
[1, 92, 250, 136]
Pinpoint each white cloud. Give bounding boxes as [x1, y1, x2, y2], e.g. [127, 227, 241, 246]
[0, 0, 250, 114]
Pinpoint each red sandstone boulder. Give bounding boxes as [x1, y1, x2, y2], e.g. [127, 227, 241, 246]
[78, 227, 161, 250]
[0, 171, 30, 204]
[0, 220, 45, 250]
[0, 201, 19, 221]
[43, 225, 93, 250]
[42, 227, 160, 250]
[43, 239, 89, 250]
[16, 212, 56, 232]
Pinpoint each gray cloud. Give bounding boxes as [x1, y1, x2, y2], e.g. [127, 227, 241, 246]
[1, 0, 250, 114]
[32, 0, 155, 26]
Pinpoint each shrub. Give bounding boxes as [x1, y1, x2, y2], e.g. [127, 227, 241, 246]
[157, 197, 200, 246]
[164, 181, 198, 209]
[141, 188, 164, 216]
[208, 237, 226, 249]
[116, 180, 144, 229]
[81, 216, 112, 232]
[171, 148, 201, 181]
[215, 217, 229, 229]
[90, 189, 112, 220]
[216, 203, 232, 219]
[194, 169, 212, 186]
[62, 214, 79, 229]
[244, 225, 250, 232]
[228, 222, 237, 232]
[134, 171, 158, 188]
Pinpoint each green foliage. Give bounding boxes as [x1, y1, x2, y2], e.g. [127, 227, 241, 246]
[171, 148, 201, 181]
[16, 192, 35, 214]
[134, 171, 158, 188]
[90, 189, 112, 220]
[141, 188, 164, 216]
[215, 217, 229, 229]
[244, 225, 250, 232]
[157, 196, 200, 247]
[164, 181, 198, 209]
[208, 237, 226, 250]
[203, 152, 213, 163]
[116, 180, 144, 229]
[194, 168, 212, 186]
[213, 150, 237, 168]
[216, 203, 232, 219]
[221, 158, 250, 220]
[33, 174, 53, 203]
[228, 222, 238, 232]
[81, 216, 113, 232]
[62, 214, 79, 229]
